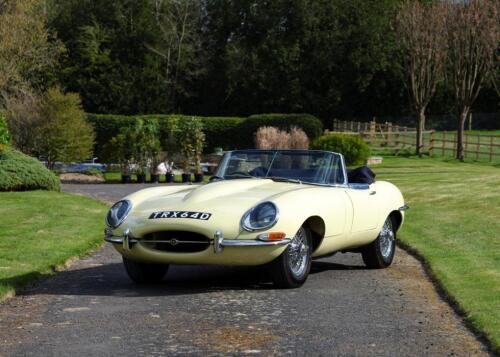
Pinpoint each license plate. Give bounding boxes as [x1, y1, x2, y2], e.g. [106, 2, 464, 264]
[149, 211, 211, 220]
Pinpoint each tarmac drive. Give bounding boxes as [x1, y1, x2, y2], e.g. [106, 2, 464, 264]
[0, 184, 490, 356]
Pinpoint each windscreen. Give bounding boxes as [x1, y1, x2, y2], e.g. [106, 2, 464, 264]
[216, 150, 345, 185]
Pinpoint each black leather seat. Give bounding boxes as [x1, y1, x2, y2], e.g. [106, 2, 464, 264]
[347, 166, 376, 184]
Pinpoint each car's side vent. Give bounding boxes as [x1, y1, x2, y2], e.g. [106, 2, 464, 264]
[140, 231, 210, 253]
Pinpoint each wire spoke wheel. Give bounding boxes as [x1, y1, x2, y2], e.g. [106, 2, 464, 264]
[379, 218, 395, 259]
[287, 227, 310, 279]
[362, 215, 397, 269]
[269, 226, 312, 288]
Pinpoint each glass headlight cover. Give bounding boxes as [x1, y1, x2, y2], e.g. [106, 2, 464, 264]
[106, 200, 132, 228]
[241, 202, 279, 231]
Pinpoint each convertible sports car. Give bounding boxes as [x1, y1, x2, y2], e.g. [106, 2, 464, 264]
[105, 149, 408, 288]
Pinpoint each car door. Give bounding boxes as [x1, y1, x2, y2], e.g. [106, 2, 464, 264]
[345, 184, 379, 232]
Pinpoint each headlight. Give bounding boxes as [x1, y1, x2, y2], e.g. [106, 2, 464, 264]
[106, 200, 132, 228]
[241, 202, 279, 231]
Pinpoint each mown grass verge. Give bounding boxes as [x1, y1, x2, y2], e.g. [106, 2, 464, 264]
[375, 156, 500, 353]
[0, 191, 108, 301]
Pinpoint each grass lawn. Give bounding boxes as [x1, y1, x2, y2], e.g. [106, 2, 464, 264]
[375, 156, 500, 352]
[0, 191, 108, 301]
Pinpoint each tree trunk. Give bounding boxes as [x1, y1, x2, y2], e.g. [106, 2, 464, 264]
[416, 107, 426, 157]
[456, 107, 469, 161]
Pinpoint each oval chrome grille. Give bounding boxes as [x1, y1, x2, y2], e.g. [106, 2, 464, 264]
[140, 231, 210, 253]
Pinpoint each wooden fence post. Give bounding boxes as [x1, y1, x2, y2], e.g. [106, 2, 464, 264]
[429, 131, 435, 157]
[452, 132, 456, 157]
[442, 131, 446, 156]
[465, 133, 468, 159]
[489, 136, 494, 162]
[387, 122, 393, 146]
[476, 135, 480, 160]
[369, 120, 376, 145]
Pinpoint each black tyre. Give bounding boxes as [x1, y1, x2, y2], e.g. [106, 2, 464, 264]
[270, 227, 312, 288]
[123, 257, 169, 283]
[361, 216, 396, 269]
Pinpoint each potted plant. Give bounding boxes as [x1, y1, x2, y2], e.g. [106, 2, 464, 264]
[193, 123, 206, 183]
[148, 138, 162, 184]
[130, 119, 161, 184]
[176, 117, 199, 183]
[101, 132, 133, 183]
[165, 161, 174, 183]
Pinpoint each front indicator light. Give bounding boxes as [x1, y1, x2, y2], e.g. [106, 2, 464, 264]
[257, 232, 286, 241]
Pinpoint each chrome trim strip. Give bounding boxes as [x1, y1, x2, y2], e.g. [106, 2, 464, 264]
[399, 204, 410, 211]
[105, 229, 291, 254]
[140, 240, 209, 244]
[221, 239, 291, 247]
[214, 230, 223, 254]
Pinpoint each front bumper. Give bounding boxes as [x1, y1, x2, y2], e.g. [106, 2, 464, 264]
[104, 228, 291, 265]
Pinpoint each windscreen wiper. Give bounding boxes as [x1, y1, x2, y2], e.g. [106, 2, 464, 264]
[209, 175, 225, 182]
[266, 176, 302, 184]
[224, 173, 256, 179]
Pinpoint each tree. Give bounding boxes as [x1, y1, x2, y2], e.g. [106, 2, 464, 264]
[37, 87, 94, 168]
[3, 91, 43, 154]
[396, 1, 447, 156]
[445, 0, 500, 160]
[0, 111, 10, 146]
[146, 0, 203, 111]
[0, 0, 63, 105]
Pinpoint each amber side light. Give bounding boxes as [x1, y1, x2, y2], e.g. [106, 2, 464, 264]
[267, 232, 286, 241]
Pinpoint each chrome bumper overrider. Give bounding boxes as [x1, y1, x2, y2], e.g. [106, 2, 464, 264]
[104, 228, 291, 254]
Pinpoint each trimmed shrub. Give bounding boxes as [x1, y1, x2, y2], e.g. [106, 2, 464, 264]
[0, 148, 60, 191]
[0, 112, 10, 146]
[200, 116, 245, 152]
[241, 113, 323, 147]
[254, 126, 309, 149]
[255, 127, 291, 149]
[289, 126, 309, 149]
[311, 134, 370, 166]
[38, 88, 95, 169]
[86, 112, 323, 156]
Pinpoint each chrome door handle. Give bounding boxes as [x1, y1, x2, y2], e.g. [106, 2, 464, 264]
[369, 191, 377, 195]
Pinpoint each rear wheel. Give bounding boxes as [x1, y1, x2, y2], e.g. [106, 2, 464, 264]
[123, 257, 169, 283]
[362, 216, 396, 268]
[270, 227, 312, 288]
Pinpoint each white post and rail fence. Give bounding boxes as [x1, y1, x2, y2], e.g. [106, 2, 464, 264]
[329, 119, 500, 162]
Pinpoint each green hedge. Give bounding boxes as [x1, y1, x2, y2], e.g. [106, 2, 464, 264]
[86, 113, 322, 156]
[311, 133, 370, 166]
[0, 148, 60, 191]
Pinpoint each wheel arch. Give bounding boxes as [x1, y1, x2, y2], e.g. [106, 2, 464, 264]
[389, 210, 403, 232]
[302, 215, 325, 253]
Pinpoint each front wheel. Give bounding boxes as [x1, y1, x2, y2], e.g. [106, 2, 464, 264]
[123, 257, 169, 283]
[361, 216, 396, 268]
[269, 227, 312, 288]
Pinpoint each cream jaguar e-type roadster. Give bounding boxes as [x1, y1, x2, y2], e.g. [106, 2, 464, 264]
[105, 149, 408, 288]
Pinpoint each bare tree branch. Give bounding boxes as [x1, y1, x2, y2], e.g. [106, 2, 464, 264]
[396, 1, 447, 156]
[445, 0, 500, 160]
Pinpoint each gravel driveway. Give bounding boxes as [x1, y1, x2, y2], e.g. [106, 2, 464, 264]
[0, 184, 490, 356]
